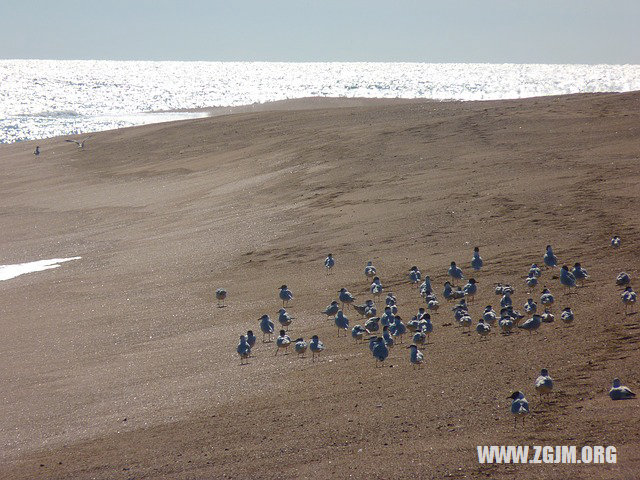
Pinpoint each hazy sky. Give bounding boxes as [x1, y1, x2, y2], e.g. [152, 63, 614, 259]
[1, 0, 639, 63]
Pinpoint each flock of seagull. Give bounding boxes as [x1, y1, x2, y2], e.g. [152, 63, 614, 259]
[225, 236, 636, 427]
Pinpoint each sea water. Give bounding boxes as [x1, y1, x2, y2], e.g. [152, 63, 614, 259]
[1, 60, 639, 143]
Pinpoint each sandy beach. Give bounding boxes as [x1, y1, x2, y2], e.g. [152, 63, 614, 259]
[1, 93, 639, 479]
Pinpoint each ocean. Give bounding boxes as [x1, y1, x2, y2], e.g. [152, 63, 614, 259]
[1, 60, 639, 144]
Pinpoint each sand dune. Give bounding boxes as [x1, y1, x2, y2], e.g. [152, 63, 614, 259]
[1, 92, 639, 479]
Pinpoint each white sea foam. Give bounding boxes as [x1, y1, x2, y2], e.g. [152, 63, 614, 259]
[0, 257, 81, 281]
[1, 60, 639, 143]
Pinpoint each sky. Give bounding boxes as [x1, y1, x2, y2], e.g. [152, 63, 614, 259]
[0, 0, 639, 63]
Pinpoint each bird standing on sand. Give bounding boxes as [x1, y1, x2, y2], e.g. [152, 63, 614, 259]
[616, 272, 631, 287]
[275, 330, 291, 355]
[215, 288, 227, 307]
[448, 261, 464, 285]
[541, 308, 555, 323]
[322, 301, 340, 318]
[370, 277, 383, 300]
[560, 266, 577, 292]
[535, 369, 554, 400]
[412, 330, 427, 346]
[529, 264, 542, 278]
[499, 315, 514, 335]
[352, 325, 368, 342]
[65, 135, 92, 149]
[245, 330, 257, 349]
[571, 263, 588, 286]
[365, 261, 377, 279]
[476, 319, 491, 339]
[309, 335, 325, 361]
[372, 337, 389, 366]
[408, 344, 424, 367]
[560, 307, 574, 324]
[482, 305, 497, 325]
[382, 326, 394, 348]
[622, 286, 637, 314]
[353, 299, 375, 317]
[33, 146, 40, 156]
[518, 314, 542, 333]
[463, 278, 478, 302]
[500, 291, 512, 308]
[509, 391, 530, 427]
[611, 236, 621, 248]
[544, 245, 558, 268]
[294, 338, 308, 358]
[390, 316, 407, 342]
[471, 247, 483, 271]
[409, 266, 421, 287]
[324, 253, 335, 274]
[237, 335, 251, 364]
[339, 287, 356, 309]
[540, 288, 554, 310]
[279, 285, 293, 307]
[524, 298, 537, 314]
[420, 315, 434, 340]
[609, 378, 636, 400]
[365, 316, 380, 332]
[278, 308, 294, 329]
[420, 276, 433, 296]
[525, 275, 538, 291]
[335, 310, 350, 336]
[259, 314, 275, 342]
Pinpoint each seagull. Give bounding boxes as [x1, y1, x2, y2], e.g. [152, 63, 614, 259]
[471, 246, 483, 271]
[215, 288, 227, 307]
[616, 272, 631, 287]
[334, 310, 349, 336]
[622, 286, 637, 314]
[498, 315, 513, 335]
[543, 245, 558, 268]
[370, 277, 383, 300]
[409, 266, 421, 287]
[541, 308, 554, 323]
[524, 298, 537, 314]
[426, 297, 440, 313]
[609, 378, 636, 400]
[482, 305, 497, 325]
[452, 286, 465, 300]
[275, 330, 291, 355]
[611, 236, 621, 248]
[408, 344, 424, 368]
[324, 253, 335, 274]
[463, 278, 478, 302]
[518, 314, 542, 334]
[459, 314, 472, 332]
[380, 306, 394, 327]
[237, 335, 251, 364]
[412, 330, 427, 347]
[353, 300, 375, 317]
[65, 135, 92, 149]
[294, 338, 308, 358]
[500, 291, 512, 308]
[508, 391, 530, 427]
[278, 308, 294, 329]
[529, 264, 542, 278]
[540, 287, 555, 310]
[365, 316, 380, 332]
[245, 330, 257, 349]
[33, 146, 40, 156]
[352, 325, 368, 343]
[443, 281, 454, 301]
[420, 276, 433, 297]
[476, 319, 491, 339]
[559, 265, 577, 292]
[322, 301, 340, 318]
[525, 275, 538, 291]
[390, 316, 407, 342]
[385, 292, 396, 307]
[560, 307, 574, 324]
[364, 261, 377, 279]
[372, 337, 389, 367]
[259, 314, 275, 342]
[571, 263, 588, 286]
[535, 368, 554, 401]
[309, 335, 325, 361]
[448, 261, 464, 285]
[279, 285, 293, 307]
[339, 287, 356, 309]
[419, 315, 433, 340]
[506, 306, 524, 324]
[382, 326, 394, 348]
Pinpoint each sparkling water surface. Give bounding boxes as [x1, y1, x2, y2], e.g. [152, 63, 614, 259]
[2, 60, 639, 143]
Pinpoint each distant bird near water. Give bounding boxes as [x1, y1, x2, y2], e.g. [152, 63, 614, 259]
[609, 378, 636, 400]
[611, 236, 621, 248]
[509, 391, 530, 427]
[544, 245, 558, 268]
[215, 288, 227, 307]
[279, 285, 293, 306]
[33, 146, 40, 156]
[535, 369, 554, 400]
[324, 253, 335, 273]
[65, 135, 92, 149]
[471, 247, 483, 271]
